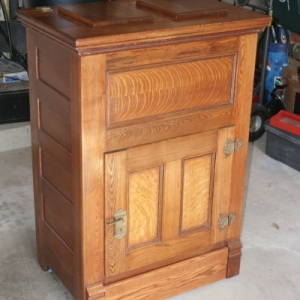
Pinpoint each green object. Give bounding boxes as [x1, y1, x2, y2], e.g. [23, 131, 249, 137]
[273, 0, 300, 35]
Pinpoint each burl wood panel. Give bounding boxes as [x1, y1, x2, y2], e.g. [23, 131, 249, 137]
[108, 56, 234, 127]
[128, 167, 162, 249]
[181, 154, 213, 233]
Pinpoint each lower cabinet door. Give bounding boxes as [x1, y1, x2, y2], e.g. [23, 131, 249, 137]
[104, 126, 236, 277]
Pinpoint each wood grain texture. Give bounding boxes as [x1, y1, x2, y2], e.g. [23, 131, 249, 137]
[104, 248, 228, 300]
[105, 105, 233, 152]
[37, 47, 70, 98]
[44, 222, 73, 293]
[108, 56, 234, 127]
[105, 151, 127, 277]
[104, 131, 223, 275]
[26, 27, 47, 271]
[71, 54, 106, 299]
[41, 148, 72, 201]
[211, 126, 235, 244]
[59, 2, 153, 28]
[128, 167, 162, 249]
[18, 1, 270, 299]
[137, 0, 229, 20]
[228, 34, 260, 242]
[106, 36, 239, 71]
[226, 239, 242, 278]
[38, 80, 71, 151]
[17, 1, 270, 54]
[42, 178, 73, 250]
[181, 154, 213, 233]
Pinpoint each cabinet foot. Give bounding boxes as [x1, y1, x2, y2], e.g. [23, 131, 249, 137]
[86, 282, 105, 300]
[226, 239, 242, 278]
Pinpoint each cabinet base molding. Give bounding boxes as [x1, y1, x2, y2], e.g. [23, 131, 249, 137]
[226, 239, 242, 278]
[87, 248, 228, 300]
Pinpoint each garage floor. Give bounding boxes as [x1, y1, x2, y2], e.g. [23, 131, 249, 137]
[0, 133, 299, 300]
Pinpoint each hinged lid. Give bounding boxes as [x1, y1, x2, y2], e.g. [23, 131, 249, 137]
[136, 0, 229, 20]
[58, 1, 153, 28]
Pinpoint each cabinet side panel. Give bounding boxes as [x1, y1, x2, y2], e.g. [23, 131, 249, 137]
[43, 223, 73, 293]
[36, 33, 71, 99]
[33, 32, 75, 295]
[26, 28, 47, 270]
[38, 80, 71, 151]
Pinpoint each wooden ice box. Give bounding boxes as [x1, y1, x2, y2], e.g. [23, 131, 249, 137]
[17, 1, 270, 299]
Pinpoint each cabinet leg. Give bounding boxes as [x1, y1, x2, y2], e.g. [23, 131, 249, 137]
[226, 239, 242, 278]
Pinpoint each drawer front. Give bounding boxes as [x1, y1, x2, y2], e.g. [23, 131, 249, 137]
[107, 55, 236, 128]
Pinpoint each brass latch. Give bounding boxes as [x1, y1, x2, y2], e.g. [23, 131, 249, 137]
[36, 6, 52, 12]
[106, 209, 127, 239]
[218, 212, 236, 231]
[224, 138, 243, 158]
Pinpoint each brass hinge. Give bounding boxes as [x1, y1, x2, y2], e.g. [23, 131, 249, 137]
[106, 209, 127, 239]
[36, 6, 52, 12]
[218, 212, 236, 231]
[224, 138, 243, 158]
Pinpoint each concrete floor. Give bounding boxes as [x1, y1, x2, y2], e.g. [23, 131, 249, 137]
[0, 133, 299, 300]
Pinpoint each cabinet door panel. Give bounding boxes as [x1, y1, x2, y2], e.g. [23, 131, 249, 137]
[105, 127, 235, 277]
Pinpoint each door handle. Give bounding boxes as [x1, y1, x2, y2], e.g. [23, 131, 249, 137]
[106, 209, 127, 239]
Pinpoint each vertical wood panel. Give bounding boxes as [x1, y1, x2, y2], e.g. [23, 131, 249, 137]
[26, 27, 47, 270]
[181, 154, 213, 233]
[128, 167, 162, 249]
[105, 151, 127, 277]
[212, 126, 235, 243]
[71, 54, 106, 299]
[41, 149, 72, 201]
[162, 160, 182, 241]
[228, 33, 259, 241]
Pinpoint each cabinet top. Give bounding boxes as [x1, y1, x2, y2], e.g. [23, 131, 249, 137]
[17, 0, 270, 53]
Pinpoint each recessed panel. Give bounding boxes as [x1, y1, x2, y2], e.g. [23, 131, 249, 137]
[108, 56, 234, 127]
[181, 154, 213, 233]
[127, 167, 162, 249]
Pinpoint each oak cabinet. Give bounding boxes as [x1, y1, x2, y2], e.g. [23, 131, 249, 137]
[17, 1, 270, 299]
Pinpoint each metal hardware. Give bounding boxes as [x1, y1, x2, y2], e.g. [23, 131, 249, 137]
[218, 212, 236, 231]
[36, 6, 52, 12]
[106, 209, 127, 239]
[224, 138, 243, 158]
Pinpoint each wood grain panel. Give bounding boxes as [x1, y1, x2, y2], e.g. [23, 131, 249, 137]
[181, 154, 213, 233]
[26, 27, 47, 271]
[108, 56, 235, 126]
[36, 32, 71, 67]
[127, 167, 162, 249]
[127, 130, 217, 171]
[42, 178, 73, 250]
[212, 126, 235, 243]
[43, 222, 73, 293]
[37, 49, 70, 98]
[38, 80, 71, 151]
[41, 148, 72, 201]
[105, 248, 228, 300]
[105, 104, 233, 152]
[106, 36, 239, 71]
[105, 151, 127, 277]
